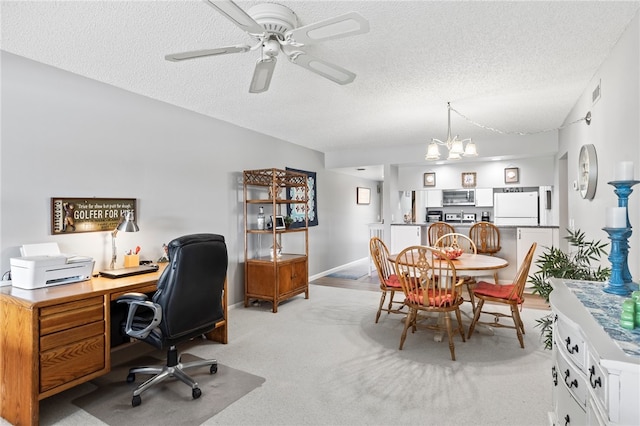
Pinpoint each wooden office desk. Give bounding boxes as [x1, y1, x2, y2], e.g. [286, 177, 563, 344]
[0, 265, 228, 426]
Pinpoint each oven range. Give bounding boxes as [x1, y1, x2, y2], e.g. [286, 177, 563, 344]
[444, 212, 476, 223]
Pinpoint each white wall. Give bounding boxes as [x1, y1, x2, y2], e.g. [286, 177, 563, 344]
[0, 52, 380, 304]
[397, 156, 556, 190]
[558, 10, 640, 278]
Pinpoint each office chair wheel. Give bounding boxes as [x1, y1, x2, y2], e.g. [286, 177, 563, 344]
[126, 373, 136, 383]
[132, 395, 142, 407]
[210, 364, 218, 374]
[192, 387, 202, 399]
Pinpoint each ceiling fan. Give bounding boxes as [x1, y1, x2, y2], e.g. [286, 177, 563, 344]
[165, 0, 369, 93]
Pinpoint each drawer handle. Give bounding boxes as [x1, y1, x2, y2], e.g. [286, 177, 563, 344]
[551, 366, 558, 386]
[565, 337, 579, 354]
[564, 414, 571, 425]
[564, 369, 578, 389]
[589, 365, 602, 389]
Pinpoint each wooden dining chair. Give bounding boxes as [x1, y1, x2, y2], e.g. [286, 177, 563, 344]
[434, 233, 478, 311]
[469, 222, 501, 283]
[467, 243, 537, 348]
[369, 237, 406, 323]
[427, 222, 455, 246]
[393, 245, 466, 360]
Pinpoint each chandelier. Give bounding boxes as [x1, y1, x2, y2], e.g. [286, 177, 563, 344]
[425, 102, 478, 161]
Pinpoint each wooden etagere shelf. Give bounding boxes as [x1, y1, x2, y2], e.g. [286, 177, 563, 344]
[243, 168, 309, 313]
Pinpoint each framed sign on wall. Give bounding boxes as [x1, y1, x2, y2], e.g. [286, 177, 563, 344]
[51, 198, 136, 234]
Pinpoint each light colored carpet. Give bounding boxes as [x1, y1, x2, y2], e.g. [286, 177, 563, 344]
[10, 284, 552, 426]
[71, 354, 265, 425]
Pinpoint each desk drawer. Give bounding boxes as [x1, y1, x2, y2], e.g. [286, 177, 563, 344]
[40, 321, 104, 352]
[40, 334, 105, 393]
[39, 296, 106, 393]
[40, 296, 104, 335]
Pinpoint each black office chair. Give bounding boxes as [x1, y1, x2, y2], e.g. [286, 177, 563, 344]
[117, 233, 227, 407]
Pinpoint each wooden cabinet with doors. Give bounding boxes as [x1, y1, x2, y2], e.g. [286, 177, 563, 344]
[243, 168, 309, 313]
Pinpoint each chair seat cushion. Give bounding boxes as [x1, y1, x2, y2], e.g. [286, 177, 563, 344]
[385, 274, 403, 288]
[407, 289, 458, 307]
[473, 281, 523, 303]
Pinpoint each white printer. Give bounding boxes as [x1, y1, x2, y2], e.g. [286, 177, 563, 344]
[10, 243, 95, 290]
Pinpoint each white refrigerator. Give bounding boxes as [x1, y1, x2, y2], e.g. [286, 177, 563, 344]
[493, 192, 539, 226]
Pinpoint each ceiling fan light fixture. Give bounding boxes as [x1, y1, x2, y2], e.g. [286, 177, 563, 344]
[262, 39, 280, 57]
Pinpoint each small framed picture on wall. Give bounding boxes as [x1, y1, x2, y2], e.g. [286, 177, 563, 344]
[423, 172, 436, 187]
[356, 187, 371, 205]
[504, 167, 519, 184]
[461, 172, 476, 188]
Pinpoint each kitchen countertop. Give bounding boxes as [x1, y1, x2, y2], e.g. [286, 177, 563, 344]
[391, 222, 558, 229]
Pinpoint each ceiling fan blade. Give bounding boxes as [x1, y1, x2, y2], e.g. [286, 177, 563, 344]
[165, 45, 250, 62]
[249, 58, 276, 93]
[202, 0, 265, 35]
[285, 12, 369, 45]
[289, 52, 356, 85]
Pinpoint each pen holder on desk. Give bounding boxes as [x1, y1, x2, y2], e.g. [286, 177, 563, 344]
[124, 254, 140, 268]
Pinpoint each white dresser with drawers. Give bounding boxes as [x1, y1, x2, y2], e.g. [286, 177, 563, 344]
[549, 279, 640, 425]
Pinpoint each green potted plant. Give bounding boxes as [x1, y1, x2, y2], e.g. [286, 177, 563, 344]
[284, 216, 294, 229]
[530, 228, 610, 349]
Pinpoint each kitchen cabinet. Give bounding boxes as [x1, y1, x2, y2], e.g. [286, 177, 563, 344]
[243, 168, 309, 313]
[426, 189, 443, 208]
[475, 188, 494, 207]
[390, 225, 426, 254]
[516, 227, 556, 282]
[549, 279, 639, 425]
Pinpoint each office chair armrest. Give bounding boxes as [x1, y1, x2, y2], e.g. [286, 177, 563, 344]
[117, 293, 162, 340]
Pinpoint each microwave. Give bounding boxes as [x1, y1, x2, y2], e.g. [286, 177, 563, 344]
[442, 189, 475, 206]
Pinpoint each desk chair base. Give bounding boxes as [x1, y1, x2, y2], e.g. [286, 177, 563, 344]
[126, 345, 218, 407]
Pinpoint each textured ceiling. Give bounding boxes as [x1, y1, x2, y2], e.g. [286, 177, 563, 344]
[2, 0, 640, 178]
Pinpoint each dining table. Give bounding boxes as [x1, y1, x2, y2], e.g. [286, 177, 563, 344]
[388, 250, 509, 340]
[388, 251, 508, 273]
